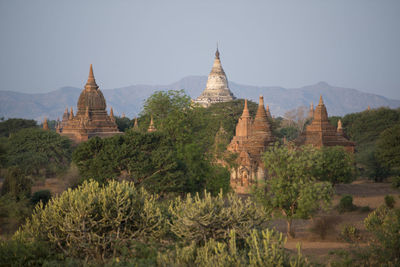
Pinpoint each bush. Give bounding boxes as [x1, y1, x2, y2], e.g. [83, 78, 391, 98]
[364, 206, 400, 265]
[340, 225, 361, 243]
[360, 206, 371, 212]
[1, 167, 32, 199]
[338, 195, 356, 213]
[0, 195, 32, 236]
[384, 195, 396, 209]
[15, 180, 165, 260]
[392, 176, 400, 189]
[0, 239, 56, 266]
[168, 191, 269, 245]
[30, 190, 51, 206]
[310, 215, 341, 239]
[158, 229, 309, 267]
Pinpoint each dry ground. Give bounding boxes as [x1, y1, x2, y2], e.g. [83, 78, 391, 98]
[273, 179, 400, 265]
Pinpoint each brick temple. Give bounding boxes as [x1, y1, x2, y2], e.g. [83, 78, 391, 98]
[227, 96, 275, 193]
[295, 95, 355, 152]
[57, 65, 121, 143]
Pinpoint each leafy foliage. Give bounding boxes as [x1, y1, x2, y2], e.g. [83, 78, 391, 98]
[341, 107, 400, 180]
[72, 132, 186, 195]
[337, 195, 356, 213]
[0, 118, 37, 138]
[376, 123, 400, 175]
[1, 166, 32, 199]
[168, 191, 269, 245]
[340, 225, 361, 243]
[0, 195, 32, 236]
[384, 195, 396, 209]
[363, 206, 400, 265]
[0, 239, 57, 266]
[115, 116, 133, 132]
[158, 229, 309, 267]
[313, 146, 356, 184]
[254, 144, 333, 237]
[15, 180, 165, 260]
[30, 190, 52, 206]
[3, 128, 72, 177]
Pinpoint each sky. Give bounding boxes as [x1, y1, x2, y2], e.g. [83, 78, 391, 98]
[0, 0, 399, 99]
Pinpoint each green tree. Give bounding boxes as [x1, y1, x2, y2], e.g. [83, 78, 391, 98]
[115, 116, 133, 132]
[168, 191, 269, 245]
[363, 206, 400, 265]
[1, 167, 32, 199]
[73, 131, 186, 195]
[376, 123, 400, 175]
[15, 180, 165, 261]
[254, 144, 333, 238]
[0, 118, 37, 138]
[5, 128, 72, 177]
[314, 146, 356, 185]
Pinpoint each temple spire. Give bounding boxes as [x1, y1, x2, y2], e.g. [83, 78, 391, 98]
[147, 115, 157, 132]
[85, 64, 98, 90]
[266, 104, 272, 118]
[241, 99, 251, 118]
[215, 44, 220, 59]
[255, 96, 267, 119]
[69, 107, 74, 120]
[318, 95, 324, 106]
[109, 107, 114, 117]
[43, 117, 49, 130]
[133, 117, 139, 129]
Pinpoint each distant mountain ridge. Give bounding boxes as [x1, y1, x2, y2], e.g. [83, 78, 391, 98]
[1, 76, 399, 121]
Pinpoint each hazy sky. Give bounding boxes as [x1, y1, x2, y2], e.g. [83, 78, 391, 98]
[0, 0, 399, 99]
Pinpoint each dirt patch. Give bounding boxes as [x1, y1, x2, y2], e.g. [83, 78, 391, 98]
[277, 179, 400, 265]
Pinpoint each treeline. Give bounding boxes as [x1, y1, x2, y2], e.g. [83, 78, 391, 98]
[331, 107, 400, 183]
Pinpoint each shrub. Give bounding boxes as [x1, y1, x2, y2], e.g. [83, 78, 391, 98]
[392, 175, 400, 189]
[158, 229, 309, 267]
[360, 206, 371, 212]
[30, 190, 52, 206]
[364, 206, 400, 265]
[340, 225, 361, 243]
[310, 215, 341, 239]
[168, 191, 269, 245]
[15, 180, 165, 260]
[338, 195, 356, 213]
[0, 195, 32, 236]
[384, 195, 396, 209]
[1, 167, 32, 199]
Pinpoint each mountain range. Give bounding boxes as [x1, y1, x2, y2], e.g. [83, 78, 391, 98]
[1, 76, 399, 121]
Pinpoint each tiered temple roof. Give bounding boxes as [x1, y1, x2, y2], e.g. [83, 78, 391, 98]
[295, 95, 355, 152]
[227, 96, 275, 193]
[59, 64, 121, 143]
[194, 48, 236, 107]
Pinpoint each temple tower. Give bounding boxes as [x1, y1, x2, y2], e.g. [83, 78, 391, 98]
[194, 48, 236, 107]
[295, 95, 355, 152]
[43, 117, 49, 130]
[147, 116, 157, 132]
[227, 97, 275, 194]
[59, 64, 121, 143]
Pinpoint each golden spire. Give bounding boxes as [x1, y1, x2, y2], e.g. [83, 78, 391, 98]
[133, 117, 139, 129]
[255, 95, 267, 118]
[43, 117, 49, 130]
[241, 99, 251, 117]
[69, 107, 74, 120]
[85, 64, 98, 90]
[318, 95, 324, 106]
[110, 107, 114, 117]
[147, 115, 157, 132]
